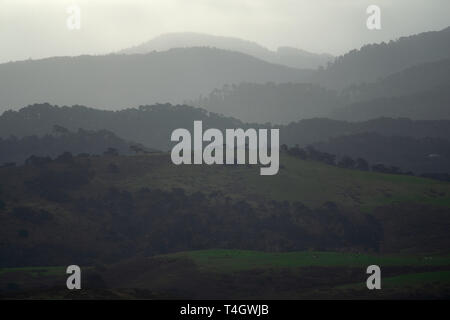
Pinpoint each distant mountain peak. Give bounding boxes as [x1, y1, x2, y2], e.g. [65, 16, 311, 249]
[119, 32, 333, 70]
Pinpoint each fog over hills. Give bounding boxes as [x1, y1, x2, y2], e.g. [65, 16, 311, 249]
[331, 86, 450, 121]
[315, 27, 450, 90]
[0, 28, 449, 122]
[329, 58, 450, 121]
[189, 56, 450, 123]
[2, 103, 450, 153]
[2, 1, 450, 301]
[0, 47, 312, 113]
[342, 58, 450, 102]
[188, 82, 343, 124]
[119, 32, 334, 69]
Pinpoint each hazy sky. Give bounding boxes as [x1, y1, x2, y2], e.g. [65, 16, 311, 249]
[1, 0, 449, 63]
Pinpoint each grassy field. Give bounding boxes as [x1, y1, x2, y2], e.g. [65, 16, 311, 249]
[2, 250, 450, 299]
[0, 266, 66, 277]
[1, 153, 448, 212]
[5, 249, 449, 277]
[162, 249, 450, 273]
[1, 153, 449, 298]
[76, 153, 450, 211]
[159, 249, 450, 298]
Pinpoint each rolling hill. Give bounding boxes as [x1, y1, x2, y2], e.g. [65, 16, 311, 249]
[331, 86, 450, 121]
[327, 58, 450, 121]
[0, 152, 449, 298]
[0, 47, 312, 113]
[188, 57, 450, 123]
[341, 58, 450, 102]
[119, 32, 333, 69]
[0, 126, 140, 165]
[188, 82, 343, 124]
[313, 132, 450, 174]
[2, 104, 450, 153]
[0, 152, 449, 263]
[314, 26, 450, 90]
[3, 249, 450, 299]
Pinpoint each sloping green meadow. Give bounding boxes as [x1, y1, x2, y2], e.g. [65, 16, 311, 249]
[89, 153, 450, 211]
[162, 249, 450, 273]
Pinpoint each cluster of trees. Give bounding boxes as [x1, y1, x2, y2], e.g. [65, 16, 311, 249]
[0, 125, 133, 165]
[1, 151, 448, 269]
[282, 144, 412, 175]
[0, 156, 383, 267]
[312, 132, 450, 175]
[65, 185, 382, 261]
[24, 153, 95, 202]
[0, 103, 449, 181]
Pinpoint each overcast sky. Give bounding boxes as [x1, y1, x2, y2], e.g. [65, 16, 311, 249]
[1, 0, 449, 63]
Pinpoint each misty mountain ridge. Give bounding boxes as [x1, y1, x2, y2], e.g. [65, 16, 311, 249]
[2, 103, 450, 153]
[342, 58, 450, 102]
[119, 32, 334, 70]
[331, 86, 450, 121]
[188, 82, 344, 124]
[0, 47, 312, 113]
[189, 57, 450, 123]
[328, 58, 450, 121]
[0, 126, 138, 165]
[315, 26, 450, 90]
[0, 27, 449, 122]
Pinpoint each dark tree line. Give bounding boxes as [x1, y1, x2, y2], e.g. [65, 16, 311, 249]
[282, 144, 414, 176]
[0, 125, 134, 165]
[0, 153, 384, 267]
